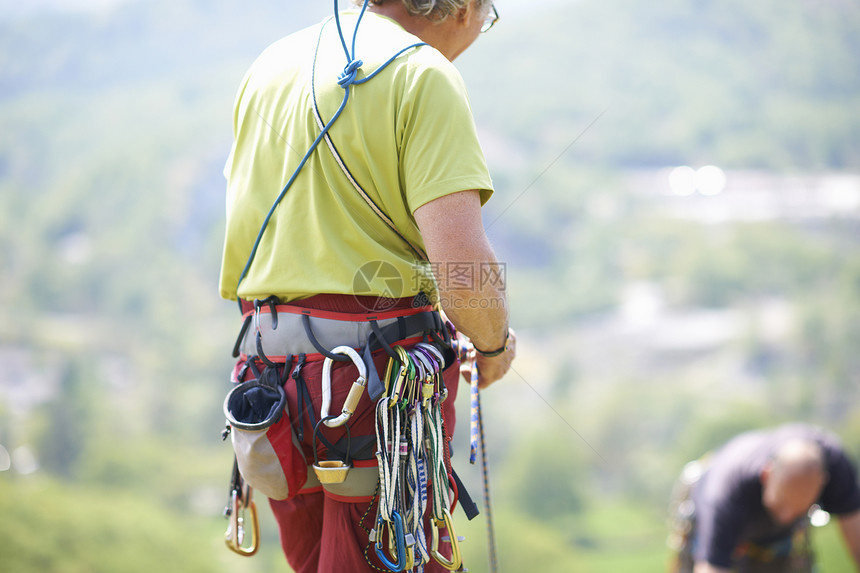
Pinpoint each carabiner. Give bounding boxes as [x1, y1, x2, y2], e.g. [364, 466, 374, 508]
[411, 347, 437, 407]
[320, 345, 367, 428]
[383, 353, 400, 398]
[389, 346, 412, 408]
[374, 512, 408, 571]
[430, 508, 463, 571]
[415, 342, 445, 370]
[402, 349, 425, 410]
[224, 486, 260, 556]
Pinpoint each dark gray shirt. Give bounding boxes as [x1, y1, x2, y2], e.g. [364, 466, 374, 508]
[692, 424, 860, 568]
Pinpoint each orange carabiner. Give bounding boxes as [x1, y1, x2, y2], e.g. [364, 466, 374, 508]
[430, 508, 463, 571]
[225, 485, 260, 556]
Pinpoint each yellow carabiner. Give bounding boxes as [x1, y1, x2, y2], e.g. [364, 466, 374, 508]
[225, 486, 260, 556]
[430, 508, 463, 571]
[382, 354, 398, 398]
[403, 544, 415, 571]
[389, 346, 411, 408]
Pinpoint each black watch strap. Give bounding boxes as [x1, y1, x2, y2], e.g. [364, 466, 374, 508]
[474, 329, 509, 358]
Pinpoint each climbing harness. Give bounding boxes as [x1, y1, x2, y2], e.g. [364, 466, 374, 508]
[223, 302, 487, 568]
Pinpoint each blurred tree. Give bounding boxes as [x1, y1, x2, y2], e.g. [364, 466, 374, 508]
[499, 427, 589, 520]
[34, 355, 95, 479]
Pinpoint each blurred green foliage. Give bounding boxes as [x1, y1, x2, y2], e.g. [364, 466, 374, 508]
[0, 476, 218, 573]
[2, 0, 860, 571]
[461, 0, 860, 171]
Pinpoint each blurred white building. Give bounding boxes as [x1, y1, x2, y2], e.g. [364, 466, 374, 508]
[629, 168, 860, 223]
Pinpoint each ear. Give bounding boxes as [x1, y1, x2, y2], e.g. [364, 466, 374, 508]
[455, 2, 474, 25]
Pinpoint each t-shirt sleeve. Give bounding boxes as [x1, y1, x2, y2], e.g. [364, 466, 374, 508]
[397, 54, 493, 213]
[820, 448, 860, 515]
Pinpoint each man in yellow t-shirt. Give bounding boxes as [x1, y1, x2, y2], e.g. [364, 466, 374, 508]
[220, 2, 515, 571]
[220, 6, 493, 305]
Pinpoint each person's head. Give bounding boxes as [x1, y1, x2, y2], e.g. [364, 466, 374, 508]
[760, 439, 829, 526]
[356, 0, 496, 60]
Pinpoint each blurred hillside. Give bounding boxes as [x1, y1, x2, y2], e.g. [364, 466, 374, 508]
[2, 0, 860, 571]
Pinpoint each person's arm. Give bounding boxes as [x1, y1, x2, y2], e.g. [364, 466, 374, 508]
[839, 509, 860, 570]
[694, 563, 731, 573]
[690, 481, 744, 573]
[413, 190, 515, 388]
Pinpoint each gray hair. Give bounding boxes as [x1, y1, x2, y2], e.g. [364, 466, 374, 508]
[356, 0, 490, 22]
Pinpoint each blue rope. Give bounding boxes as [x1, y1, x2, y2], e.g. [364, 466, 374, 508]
[235, 0, 423, 304]
[333, 0, 369, 62]
[354, 43, 426, 85]
[235, 88, 349, 298]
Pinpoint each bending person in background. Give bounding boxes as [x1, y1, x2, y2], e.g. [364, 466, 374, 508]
[669, 423, 860, 573]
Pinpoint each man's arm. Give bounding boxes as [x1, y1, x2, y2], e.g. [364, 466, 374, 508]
[689, 479, 745, 573]
[839, 509, 860, 570]
[413, 190, 514, 388]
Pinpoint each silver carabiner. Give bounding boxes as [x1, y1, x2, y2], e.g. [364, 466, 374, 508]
[320, 345, 368, 428]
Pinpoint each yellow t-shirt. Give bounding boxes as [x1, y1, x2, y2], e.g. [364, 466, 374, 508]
[219, 11, 493, 303]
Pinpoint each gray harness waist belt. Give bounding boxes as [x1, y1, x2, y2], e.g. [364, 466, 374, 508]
[235, 308, 446, 400]
[238, 312, 402, 357]
[237, 309, 445, 359]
